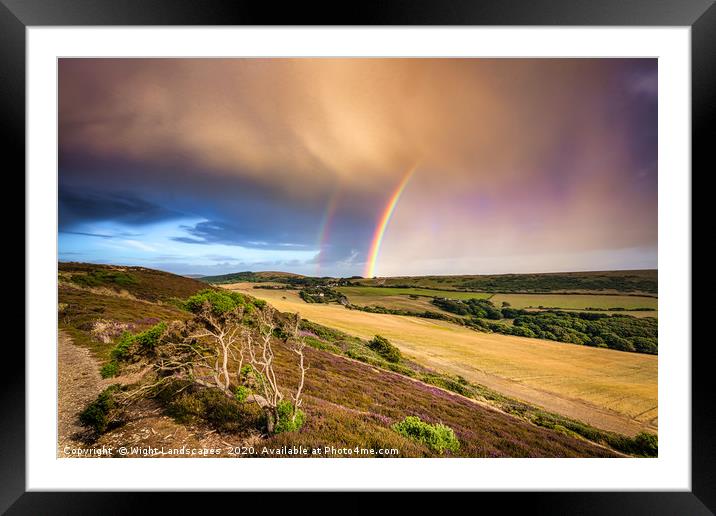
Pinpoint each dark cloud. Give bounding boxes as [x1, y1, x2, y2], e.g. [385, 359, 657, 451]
[60, 230, 144, 239]
[59, 188, 181, 230]
[172, 220, 312, 250]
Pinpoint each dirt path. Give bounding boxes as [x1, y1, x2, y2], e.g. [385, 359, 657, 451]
[57, 330, 115, 457]
[57, 330, 258, 458]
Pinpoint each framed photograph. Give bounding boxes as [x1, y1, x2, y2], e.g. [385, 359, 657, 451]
[8, 0, 712, 511]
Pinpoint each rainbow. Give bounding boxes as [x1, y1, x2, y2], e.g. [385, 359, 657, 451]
[315, 190, 341, 275]
[364, 163, 419, 278]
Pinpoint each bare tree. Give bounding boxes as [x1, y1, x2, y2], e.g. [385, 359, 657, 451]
[148, 301, 246, 397]
[286, 313, 307, 422]
[115, 291, 309, 435]
[243, 307, 308, 433]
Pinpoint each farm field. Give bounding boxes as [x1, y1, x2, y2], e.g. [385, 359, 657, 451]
[225, 285, 658, 436]
[336, 286, 493, 301]
[525, 308, 658, 319]
[336, 293, 451, 314]
[491, 293, 657, 311]
[333, 286, 658, 317]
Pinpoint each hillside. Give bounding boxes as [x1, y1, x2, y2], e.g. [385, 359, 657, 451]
[225, 285, 658, 436]
[59, 262, 210, 302]
[202, 269, 658, 294]
[200, 270, 308, 285]
[57, 263, 659, 458]
[352, 270, 658, 294]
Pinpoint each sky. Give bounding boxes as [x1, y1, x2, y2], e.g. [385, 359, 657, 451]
[58, 58, 657, 278]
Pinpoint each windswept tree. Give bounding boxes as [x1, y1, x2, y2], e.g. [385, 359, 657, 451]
[139, 289, 309, 434]
[153, 290, 249, 396]
[243, 307, 308, 433]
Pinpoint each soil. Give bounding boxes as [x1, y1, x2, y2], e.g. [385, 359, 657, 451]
[57, 330, 259, 458]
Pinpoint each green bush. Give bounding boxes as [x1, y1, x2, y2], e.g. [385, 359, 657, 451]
[100, 361, 119, 378]
[185, 289, 248, 315]
[392, 416, 460, 453]
[110, 331, 135, 361]
[239, 364, 253, 380]
[234, 385, 250, 403]
[274, 400, 305, 434]
[368, 335, 402, 363]
[79, 385, 121, 433]
[134, 322, 166, 351]
[633, 432, 658, 456]
[109, 322, 166, 361]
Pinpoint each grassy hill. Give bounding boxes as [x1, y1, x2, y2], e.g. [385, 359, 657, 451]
[58, 263, 659, 457]
[353, 270, 658, 294]
[60, 262, 209, 302]
[203, 269, 658, 294]
[200, 270, 308, 285]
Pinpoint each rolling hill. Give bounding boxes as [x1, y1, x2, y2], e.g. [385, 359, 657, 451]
[57, 263, 659, 457]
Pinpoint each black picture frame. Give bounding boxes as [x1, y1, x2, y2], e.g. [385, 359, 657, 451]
[5, 0, 712, 512]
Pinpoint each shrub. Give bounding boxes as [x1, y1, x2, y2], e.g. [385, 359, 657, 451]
[110, 331, 135, 361]
[185, 289, 247, 315]
[167, 388, 265, 433]
[109, 322, 166, 361]
[631, 432, 658, 457]
[167, 391, 207, 424]
[234, 385, 250, 403]
[100, 361, 119, 378]
[368, 335, 402, 363]
[273, 400, 305, 434]
[239, 364, 253, 380]
[134, 322, 167, 351]
[79, 385, 121, 433]
[392, 416, 460, 453]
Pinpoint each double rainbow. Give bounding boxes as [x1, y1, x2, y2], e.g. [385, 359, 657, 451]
[363, 162, 419, 278]
[314, 191, 341, 275]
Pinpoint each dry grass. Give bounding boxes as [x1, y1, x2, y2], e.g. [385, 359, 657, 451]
[227, 286, 658, 436]
[337, 286, 492, 301]
[340, 292, 457, 314]
[525, 308, 658, 319]
[492, 293, 657, 310]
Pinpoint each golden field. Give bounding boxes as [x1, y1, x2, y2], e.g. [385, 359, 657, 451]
[225, 283, 658, 436]
[490, 293, 657, 310]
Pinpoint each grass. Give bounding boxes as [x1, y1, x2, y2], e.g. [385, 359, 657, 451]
[492, 293, 657, 310]
[337, 286, 493, 301]
[228, 286, 658, 436]
[60, 262, 210, 302]
[58, 285, 194, 361]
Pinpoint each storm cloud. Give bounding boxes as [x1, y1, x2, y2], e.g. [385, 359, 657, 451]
[59, 58, 657, 276]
